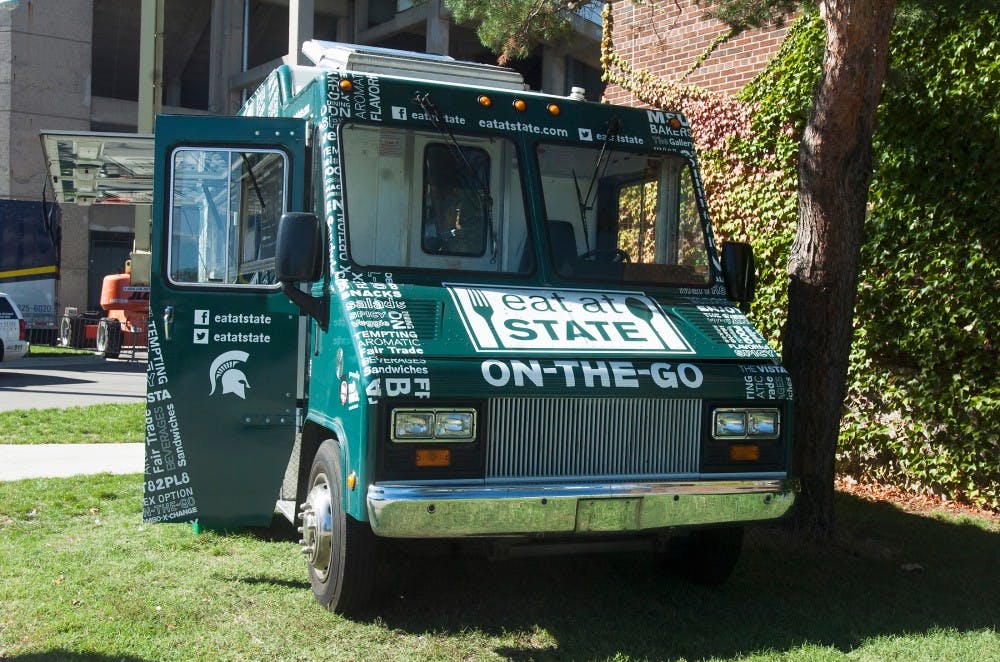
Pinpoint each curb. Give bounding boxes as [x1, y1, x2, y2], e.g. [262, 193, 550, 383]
[1, 354, 103, 369]
[1, 354, 146, 370]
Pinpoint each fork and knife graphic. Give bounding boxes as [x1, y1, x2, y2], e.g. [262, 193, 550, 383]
[467, 288, 505, 348]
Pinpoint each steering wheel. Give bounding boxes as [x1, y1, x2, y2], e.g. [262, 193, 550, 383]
[580, 248, 631, 263]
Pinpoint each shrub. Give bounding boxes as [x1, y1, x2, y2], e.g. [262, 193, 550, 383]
[704, 5, 999, 509]
[604, 2, 998, 510]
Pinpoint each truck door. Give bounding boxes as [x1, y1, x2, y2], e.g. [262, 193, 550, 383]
[144, 115, 308, 528]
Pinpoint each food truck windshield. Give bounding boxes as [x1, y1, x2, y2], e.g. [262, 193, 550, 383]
[340, 121, 712, 287]
[535, 141, 710, 286]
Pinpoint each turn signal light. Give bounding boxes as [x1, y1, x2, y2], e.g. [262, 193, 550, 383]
[729, 444, 761, 461]
[415, 448, 451, 467]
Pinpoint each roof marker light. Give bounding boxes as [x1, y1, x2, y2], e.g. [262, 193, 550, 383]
[478, 95, 492, 108]
[547, 104, 560, 116]
[339, 78, 353, 92]
[513, 99, 527, 112]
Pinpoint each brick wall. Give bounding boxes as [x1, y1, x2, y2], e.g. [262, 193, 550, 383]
[603, 0, 794, 104]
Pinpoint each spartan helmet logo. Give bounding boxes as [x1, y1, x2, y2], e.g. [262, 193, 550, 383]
[209, 350, 251, 399]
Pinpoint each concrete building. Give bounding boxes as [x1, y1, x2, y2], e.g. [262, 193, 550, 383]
[1, 0, 602, 319]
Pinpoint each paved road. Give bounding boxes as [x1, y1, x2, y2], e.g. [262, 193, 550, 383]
[0, 354, 146, 412]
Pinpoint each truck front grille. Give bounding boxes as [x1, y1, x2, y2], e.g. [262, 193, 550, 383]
[485, 398, 701, 480]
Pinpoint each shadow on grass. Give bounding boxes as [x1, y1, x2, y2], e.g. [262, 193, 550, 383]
[360, 493, 998, 659]
[238, 574, 311, 591]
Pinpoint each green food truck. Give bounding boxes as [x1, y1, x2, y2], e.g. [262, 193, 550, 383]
[43, 42, 796, 614]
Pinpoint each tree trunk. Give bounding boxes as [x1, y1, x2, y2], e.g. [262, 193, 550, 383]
[784, 0, 896, 537]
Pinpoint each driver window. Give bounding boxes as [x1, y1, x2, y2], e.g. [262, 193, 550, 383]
[168, 147, 287, 287]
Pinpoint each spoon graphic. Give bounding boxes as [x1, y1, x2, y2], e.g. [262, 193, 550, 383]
[625, 296, 669, 349]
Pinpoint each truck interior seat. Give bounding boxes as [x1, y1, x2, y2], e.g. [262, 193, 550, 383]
[547, 220, 578, 275]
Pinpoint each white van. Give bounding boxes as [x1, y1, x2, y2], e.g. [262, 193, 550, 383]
[0, 293, 30, 362]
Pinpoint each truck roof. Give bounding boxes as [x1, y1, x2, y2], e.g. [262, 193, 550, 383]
[301, 40, 527, 91]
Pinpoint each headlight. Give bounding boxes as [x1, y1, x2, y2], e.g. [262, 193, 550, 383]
[435, 412, 474, 438]
[714, 410, 746, 437]
[748, 410, 778, 436]
[394, 411, 434, 439]
[712, 408, 779, 439]
[392, 408, 477, 442]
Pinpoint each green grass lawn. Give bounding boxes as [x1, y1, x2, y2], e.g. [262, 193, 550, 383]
[0, 473, 997, 661]
[26, 344, 94, 357]
[0, 404, 144, 444]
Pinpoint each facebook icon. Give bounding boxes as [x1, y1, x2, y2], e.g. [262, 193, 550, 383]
[194, 309, 210, 326]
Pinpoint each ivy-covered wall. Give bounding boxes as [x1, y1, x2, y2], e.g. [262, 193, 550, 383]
[603, 1, 998, 510]
[689, 3, 999, 509]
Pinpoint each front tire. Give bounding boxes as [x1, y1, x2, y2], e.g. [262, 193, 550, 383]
[300, 439, 377, 615]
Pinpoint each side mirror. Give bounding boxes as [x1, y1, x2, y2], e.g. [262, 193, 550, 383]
[276, 212, 322, 283]
[722, 241, 756, 312]
[275, 212, 327, 330]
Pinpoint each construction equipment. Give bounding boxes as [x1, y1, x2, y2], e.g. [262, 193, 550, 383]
[59, 260, 149, 358]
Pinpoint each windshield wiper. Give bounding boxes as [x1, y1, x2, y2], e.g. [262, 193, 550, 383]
[574, 117, 621, 252]
[414, 91, 497, 262]
[241, 153, 267, 212]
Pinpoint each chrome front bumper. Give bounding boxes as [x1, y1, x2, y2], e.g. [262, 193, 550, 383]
[367, 478, 797, 538]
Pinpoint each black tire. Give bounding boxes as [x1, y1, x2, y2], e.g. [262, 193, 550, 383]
[665, 526, 744, 586]
[108, 321, 123, 357]
[59, 315, 75, 348]
[97, 319, 123, 359]
[62, 316, 89, 349]
[300, 439, 377, 615]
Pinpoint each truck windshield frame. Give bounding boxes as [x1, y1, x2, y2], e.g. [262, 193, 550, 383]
[535, 140, 712, 287]
[166, 146, 288, 289]
[340, 122, 533, 276]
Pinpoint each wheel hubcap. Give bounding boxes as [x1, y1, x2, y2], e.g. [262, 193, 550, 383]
[299, 477, 334, 580]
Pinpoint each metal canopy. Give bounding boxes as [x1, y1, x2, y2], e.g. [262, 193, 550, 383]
[39, 131, 155, 206]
